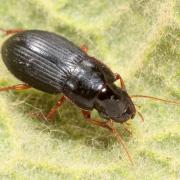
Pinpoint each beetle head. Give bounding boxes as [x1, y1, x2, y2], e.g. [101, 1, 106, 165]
[94, 84, 136, 123]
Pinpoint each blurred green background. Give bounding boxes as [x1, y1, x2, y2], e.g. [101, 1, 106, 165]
[0, 0, 179, 179]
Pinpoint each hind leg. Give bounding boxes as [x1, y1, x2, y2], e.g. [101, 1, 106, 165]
[0, 28, 25, 36]
[0, 84, 31, 91]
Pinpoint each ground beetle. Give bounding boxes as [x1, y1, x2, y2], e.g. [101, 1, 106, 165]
[0, 29, 179, 164]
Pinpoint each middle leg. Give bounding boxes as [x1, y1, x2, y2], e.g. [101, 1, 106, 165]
[46, 95, 66, 121]
[80, 45, 89, 54]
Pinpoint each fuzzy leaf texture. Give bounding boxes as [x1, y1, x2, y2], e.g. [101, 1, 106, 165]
[0, 0, 179, 179]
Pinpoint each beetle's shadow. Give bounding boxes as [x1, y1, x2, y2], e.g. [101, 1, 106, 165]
[11, 89, 134, 150]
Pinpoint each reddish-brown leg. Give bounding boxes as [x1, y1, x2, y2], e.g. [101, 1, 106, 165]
[81, 111, 133, 164]
[81, 110, 91, 119]
[87, 118, 133, 164]
[0, 28, 24, 36]
[114, 73, 126, 90]
[121, 124, 132, 135]
[0, 84, 31, 91]
[80, 45, 89, 54]
[46, 95, 66, 121]
[82, 110, 113, 130]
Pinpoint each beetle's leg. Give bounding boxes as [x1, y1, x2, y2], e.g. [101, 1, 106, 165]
[46, 95, 66, 121]
[86, 118, 133, 164]
[0, 84, 31, 91]
[0, 28, 24, 36]
[86, 118, 113, 131]
[114, 73, 126, 91]
[121, 124, 132, 135]
[82, 112, 133, 164]
[29, 96, 66, 123]
[81, 110, 91, 119]
[80, 45, 89, 53]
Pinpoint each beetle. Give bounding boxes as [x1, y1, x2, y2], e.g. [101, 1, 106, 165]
[0, 29, 179, 164]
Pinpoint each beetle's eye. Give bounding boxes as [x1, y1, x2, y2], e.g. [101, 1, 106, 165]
[122, 107, 132, 115]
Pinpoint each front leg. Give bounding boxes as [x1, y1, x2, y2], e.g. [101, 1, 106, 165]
[81, 110, 133, 164]
[114, 73, 126, 91]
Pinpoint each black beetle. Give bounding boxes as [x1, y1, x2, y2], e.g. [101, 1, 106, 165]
[1, 29, 136, 122]
[0, 29, 179, 164]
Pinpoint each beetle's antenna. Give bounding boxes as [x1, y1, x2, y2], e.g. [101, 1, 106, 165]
[131, 95, 180, 105]
[107, 120, 133, 165]
[134, 104, 144, 122]
[136, 110, 144, 122]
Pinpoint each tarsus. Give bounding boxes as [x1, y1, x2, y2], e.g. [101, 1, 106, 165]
[107, 120, 134, 165]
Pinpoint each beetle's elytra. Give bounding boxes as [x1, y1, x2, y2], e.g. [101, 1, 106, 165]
[1, 29, 179, 164]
